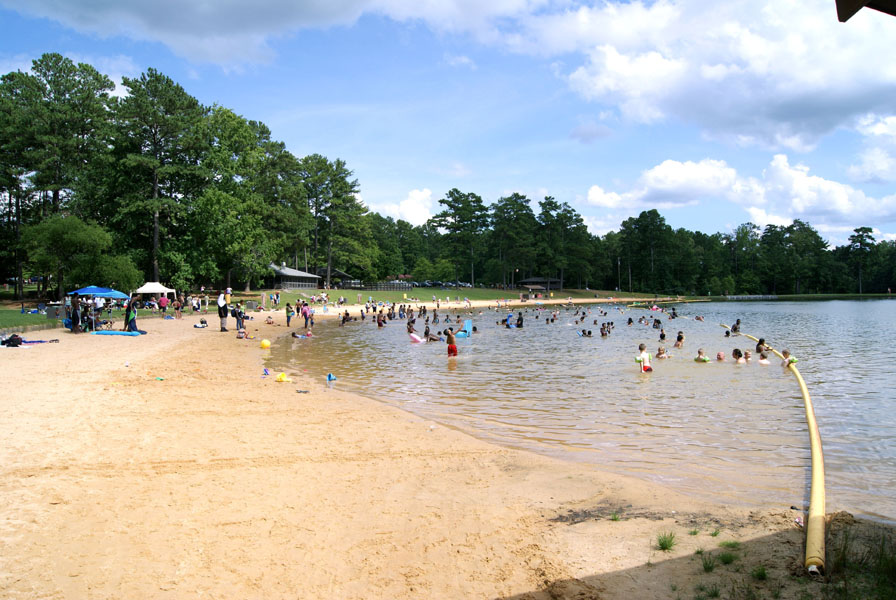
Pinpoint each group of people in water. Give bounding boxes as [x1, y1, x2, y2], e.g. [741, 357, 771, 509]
[326, 299, 803, 368]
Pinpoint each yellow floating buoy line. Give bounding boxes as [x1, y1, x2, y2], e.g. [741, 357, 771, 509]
[720, 324, 826, 575]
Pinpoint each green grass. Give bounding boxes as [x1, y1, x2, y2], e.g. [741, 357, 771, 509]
[718, 551, 737, 565]
[751, 565, 768, 581]
[689, 528, 700, 535]
[264, 287, 655, 309]
[657, 531, 677, 552]
[825, 528, 896, 599]
[701, 553, 716, 572]
[710, 528, 721, 537]
[610, 512, 621, 521]
[719, 540, 742, 550]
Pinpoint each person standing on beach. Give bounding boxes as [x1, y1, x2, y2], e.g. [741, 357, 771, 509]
[217, 290, 228, 332]
[70, 292, 82, 333]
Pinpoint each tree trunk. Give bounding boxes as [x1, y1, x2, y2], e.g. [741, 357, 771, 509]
[326, 241, 332, 289]
[14, 186, 23, 301]
[858, 264, 863, 294]
[152, 170, 160, 282]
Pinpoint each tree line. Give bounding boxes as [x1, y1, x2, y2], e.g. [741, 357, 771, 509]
[1, 53, 892, 299]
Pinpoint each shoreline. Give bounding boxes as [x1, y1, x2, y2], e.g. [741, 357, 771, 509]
[1, 309, 890, 598]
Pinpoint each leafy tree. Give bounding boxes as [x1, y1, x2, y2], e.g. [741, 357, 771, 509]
[116, 68, 207, 282]
[430, 188, 489, 286]
[411, 257, 434, 282]
[848, 226, 875, 294]
[21, 215, 138, 293]
[491, 193, 537, 286]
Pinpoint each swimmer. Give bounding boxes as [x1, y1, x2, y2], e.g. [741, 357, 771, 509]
[673, 331, 684, 349]
[636, 343, 653, 372]
[781, 349, 797, 367]
[716, 351, 725, 361]
[755, 338, 770, 353]
[694, 348, 710, 362]
[758, 352, 771, 366]
[743, 350, 752, 362]
[732, 348, 745, 363]
[659, 328, 666, 342]
[656, 346, 668, 359]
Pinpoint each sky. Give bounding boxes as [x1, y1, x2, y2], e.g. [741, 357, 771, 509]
[2, 0, 896, 247]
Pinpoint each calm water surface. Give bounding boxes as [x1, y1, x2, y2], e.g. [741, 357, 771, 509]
[268, 300, 896, 521]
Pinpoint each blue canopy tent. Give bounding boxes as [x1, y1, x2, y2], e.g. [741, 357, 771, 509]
[67, 286, 130, 299]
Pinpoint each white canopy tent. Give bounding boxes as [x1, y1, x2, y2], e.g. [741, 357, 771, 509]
[134, 282, 176, 297]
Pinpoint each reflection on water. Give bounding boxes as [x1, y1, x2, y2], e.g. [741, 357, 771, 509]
[268, 300, 896, 521]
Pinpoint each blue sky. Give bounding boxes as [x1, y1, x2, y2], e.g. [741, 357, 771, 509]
[2, 1, 896, 247]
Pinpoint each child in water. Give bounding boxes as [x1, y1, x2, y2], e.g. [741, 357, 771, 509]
[758, 352, 771, 365]
[636, 343, 653, 372]
[673, 331, 684, 349]
[695, 348, 710, 362]
[781, 349, 797, 367]
[656, 346, 668, 359]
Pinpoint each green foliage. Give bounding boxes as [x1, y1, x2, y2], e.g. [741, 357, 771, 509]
[430, 188, 489, 284]
[719, 540, 741, 549]
[701, 552, 716, 572]
[719, 551, 737, 565]
[2, 53, 894, 297]
[657, 531, 676, 552]
[751, 565, 768, 580]
[19, 214, 141, 295]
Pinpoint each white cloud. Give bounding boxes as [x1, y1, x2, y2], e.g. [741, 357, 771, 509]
[569, 45, 687, 122]
[444, 54, 476, 69]
[640, 159, 738, 202]
[370, 188, 434, 226]
[6, 0, 896, 151]
[856, 115, 896, 139]
[848, 147, 896, 182]
[586, 184, 626, 209]
[589, 153, 896, 231]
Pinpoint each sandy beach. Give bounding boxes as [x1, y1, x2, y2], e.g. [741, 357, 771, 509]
[0, 304, 889, 599]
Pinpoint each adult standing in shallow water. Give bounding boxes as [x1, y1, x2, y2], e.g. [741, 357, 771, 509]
[446, 328, 457, 357]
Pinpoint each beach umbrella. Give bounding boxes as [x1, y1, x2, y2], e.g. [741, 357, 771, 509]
[67, 286, 129, 298]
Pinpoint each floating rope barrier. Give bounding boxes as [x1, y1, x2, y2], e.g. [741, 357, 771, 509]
[721, 325, 826, 575]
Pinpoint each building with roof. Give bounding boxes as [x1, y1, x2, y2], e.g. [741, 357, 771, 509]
[268, 263, 321, 289]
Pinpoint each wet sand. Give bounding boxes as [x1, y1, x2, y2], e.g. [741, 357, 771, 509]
[0, 304, 888, 598]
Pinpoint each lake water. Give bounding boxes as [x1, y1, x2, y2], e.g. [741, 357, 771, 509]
[268, 300, 896, 522]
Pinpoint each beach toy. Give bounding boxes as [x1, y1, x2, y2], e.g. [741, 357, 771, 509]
[260, 339, 271, 349]
[409, 333, 423, 343]
[326, 373, 337, 382]
[695, 356, 710, 362]
[263, 368, 270, 376]
[275, 372, 291, 383]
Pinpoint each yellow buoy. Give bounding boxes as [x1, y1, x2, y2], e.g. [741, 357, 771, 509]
[260, 339, 271, 349]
